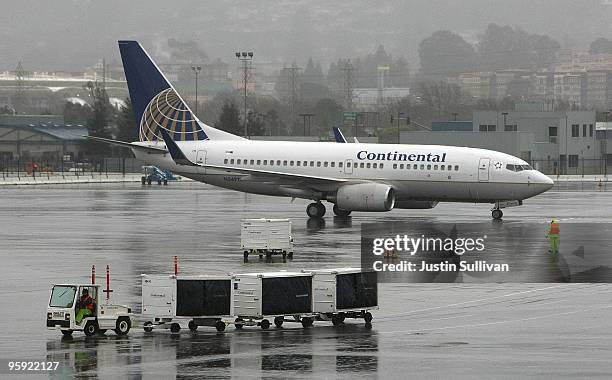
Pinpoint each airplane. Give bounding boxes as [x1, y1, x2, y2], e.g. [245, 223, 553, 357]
[89, 40, 554, 220]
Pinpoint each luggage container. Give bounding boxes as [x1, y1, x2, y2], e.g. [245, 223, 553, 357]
[141, 274, 233, 332]
[240, 218, 293, 262]
[309, 268, 378, 327]
[232, 272, 315, 329]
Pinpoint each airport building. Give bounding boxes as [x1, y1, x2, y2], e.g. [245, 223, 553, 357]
[403, 105, 612, 175]
[0, 115, 88, 162]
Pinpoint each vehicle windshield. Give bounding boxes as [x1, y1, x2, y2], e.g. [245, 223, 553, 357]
[49, 285, 77, 308]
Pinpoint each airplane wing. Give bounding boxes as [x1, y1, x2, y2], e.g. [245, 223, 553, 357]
[87, 136, 168, 154]
[160, 129, 347, 185]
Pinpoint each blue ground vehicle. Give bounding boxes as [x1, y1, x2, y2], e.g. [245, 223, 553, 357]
[141, 165, 174, 185]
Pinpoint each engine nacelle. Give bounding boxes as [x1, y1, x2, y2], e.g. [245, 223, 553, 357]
[394, 200, 439, 209]
[334, 183, 395, 211]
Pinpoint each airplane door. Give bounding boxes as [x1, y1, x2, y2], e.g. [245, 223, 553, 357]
[478, 158, 490, 182]
[196, 150, 207, 174]
[344, 159, 353, 174]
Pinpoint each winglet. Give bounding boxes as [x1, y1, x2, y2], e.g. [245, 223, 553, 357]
[160, 129, 196, 166]
[333, 127, 347, 143]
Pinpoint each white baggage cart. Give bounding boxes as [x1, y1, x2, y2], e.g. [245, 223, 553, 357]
[240, 218, 293, 262]
[309, 268, 378, 327]
[232, 271, 316, 329]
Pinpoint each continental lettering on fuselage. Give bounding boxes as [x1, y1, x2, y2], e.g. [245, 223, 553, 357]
[357, 151, 447, 163]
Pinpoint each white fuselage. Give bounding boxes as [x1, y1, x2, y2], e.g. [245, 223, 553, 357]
[132, 140, 553, 206]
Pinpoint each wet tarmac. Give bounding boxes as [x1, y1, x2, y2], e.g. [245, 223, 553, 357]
[1, 183, 612, 378]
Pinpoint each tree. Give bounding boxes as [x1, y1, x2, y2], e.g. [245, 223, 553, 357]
[417, 81, 462, 118]
[419, 30, 476, 75]
[313, 98, 343, 136]
[216, 100, 241, 135]
[63, 101, 91, 125]
[116, 98, 138, 143]
[84, 81, 114, 157]
[247, 111, 265, 136]
[590, 38, 612, 54]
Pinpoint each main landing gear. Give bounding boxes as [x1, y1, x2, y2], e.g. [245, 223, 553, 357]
[332, 204, 351, 217]
[306, 202, 326, 218]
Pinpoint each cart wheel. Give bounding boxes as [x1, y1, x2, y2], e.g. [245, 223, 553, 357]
[243, 251, 249, 263]
[301, 317, 314, 328]
[170, 323, 181, 334]
[115, 317, 131, 336]
[234, 318, 244, 330]
[84, 320, 99, 336]
[274, 316, 284, 328]
[61, 330, 73, 337]
[339, 312, 346, 322]
[331, 315, 343, 326]
[163, 180, 168, 185]
[188, 320, 198, 331]
[260, 319, 270, 330]
[282, 252, 287, 263]
[147, 178, 152, 185]
[288, 252, 294, 260]
[143, 322, 154, 333]
[141, 177, 146, 185]
[97, 329, 107, 335]
[364, 312, 373, 324]
[215, 321, 226, 332]
[158, 180, 162, 185]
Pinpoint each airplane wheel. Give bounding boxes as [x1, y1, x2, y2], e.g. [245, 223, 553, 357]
[307, 202, 325, 218]
[492, 209, 503, 220]
[333, 204, 351, 217]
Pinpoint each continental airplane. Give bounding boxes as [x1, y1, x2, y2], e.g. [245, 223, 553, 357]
[89, 40, 554, 220]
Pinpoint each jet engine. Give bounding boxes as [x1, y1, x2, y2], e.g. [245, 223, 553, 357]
[333, 183, 395, 211]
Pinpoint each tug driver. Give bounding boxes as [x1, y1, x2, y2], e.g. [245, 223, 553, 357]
[75, 288, 95, 324]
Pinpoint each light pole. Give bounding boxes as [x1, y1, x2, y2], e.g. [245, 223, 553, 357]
[191, 66, 201, 118]
[235, 51, 253, 137]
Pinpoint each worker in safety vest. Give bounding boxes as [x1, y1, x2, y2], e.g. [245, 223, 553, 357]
[546, 219, 560, 255]
[75, 288, 95, 324]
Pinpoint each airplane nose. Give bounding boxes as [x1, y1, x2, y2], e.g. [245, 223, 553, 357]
[533, 171, 554, 192]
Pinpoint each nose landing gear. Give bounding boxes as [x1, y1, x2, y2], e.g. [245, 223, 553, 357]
[491, 208, 503, 220]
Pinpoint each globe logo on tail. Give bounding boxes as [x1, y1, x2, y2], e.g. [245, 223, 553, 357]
[139, 88, 207, 142]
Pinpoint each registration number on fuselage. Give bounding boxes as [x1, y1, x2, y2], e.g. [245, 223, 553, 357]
[224, 176, 242, 182]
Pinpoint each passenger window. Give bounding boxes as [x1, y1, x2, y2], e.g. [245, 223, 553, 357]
[393, 163, 397, 169]
[373, 163, 378, 169]
[290, 161, 294, 166]
[324, 162, 328, 167]
[454, 165, 459, 171]
[339, 162, 343, 168]
[427, 164, 431, 170]
[448, 166, 452, 171]
[361, 163, 365, 168]
[263, 160, 267, 165]
[414, 164, 418, 169]
[283, 160, 287, 166]
[296, 161, 301, 166]
[310, 161, 315, 167]
[317, 162, 321, 167]
[380, 163, 384, 169]
[400, 164, 404, 169]
[230, 159, 235, 164]
[420, 164, 424, 170]
[237, 159, 241, 165]
[440, 165, 445, 170]
[270, 160, 274, 166]
[250, 160, 254, 165]
[366, 163, 370, 169]
[331, 162, 335, 167]
[434, 165, 438, 170]
[257, 160, 261, 165]
[303, 161, 308, 166]
[224, 159, 228, 164]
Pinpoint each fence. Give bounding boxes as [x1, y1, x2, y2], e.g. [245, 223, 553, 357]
[0, 157, 148, 180]
[531, 158, 611, 176]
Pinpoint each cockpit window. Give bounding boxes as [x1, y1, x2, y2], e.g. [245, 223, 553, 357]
[506, 163, 532, 172]
[522, 164, 533, 170]
[506, 164, 515, 171]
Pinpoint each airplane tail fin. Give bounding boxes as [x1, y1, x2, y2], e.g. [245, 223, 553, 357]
[333, 127, 347, 143]
[118, 40, 244, 142]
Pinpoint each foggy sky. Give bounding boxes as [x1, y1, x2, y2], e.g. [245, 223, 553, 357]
[1, 0, 611, 72]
